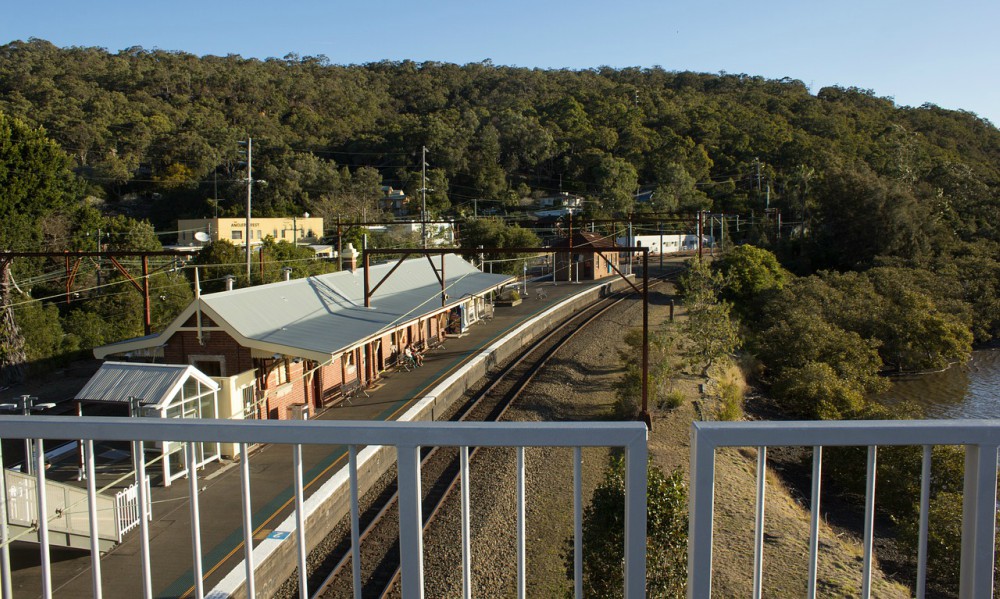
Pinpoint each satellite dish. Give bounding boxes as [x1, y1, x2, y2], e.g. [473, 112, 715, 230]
[194, 232, 211, 242]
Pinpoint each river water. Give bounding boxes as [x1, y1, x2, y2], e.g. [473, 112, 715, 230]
[874, 349, 1000, 419]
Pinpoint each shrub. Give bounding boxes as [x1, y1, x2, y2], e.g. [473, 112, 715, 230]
[570, 456, 687, 597]
[658, 390, 685, 411]
[715, 380, 744, 421]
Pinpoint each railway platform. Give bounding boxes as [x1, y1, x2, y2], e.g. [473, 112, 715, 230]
[9, 275, 641, 598]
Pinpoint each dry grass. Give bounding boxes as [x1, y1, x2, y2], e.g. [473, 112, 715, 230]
[650, 295, 910, 598]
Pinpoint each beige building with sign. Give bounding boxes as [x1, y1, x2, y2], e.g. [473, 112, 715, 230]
[177, 216, 324, 247]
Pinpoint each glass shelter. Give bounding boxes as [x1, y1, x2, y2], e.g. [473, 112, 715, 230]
[75, 362, 221, 486]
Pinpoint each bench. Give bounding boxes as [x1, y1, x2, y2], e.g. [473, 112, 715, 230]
[427, 335, 444, 350]
[339, 378, 369, 406]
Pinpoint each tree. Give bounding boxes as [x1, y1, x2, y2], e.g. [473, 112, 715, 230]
[678, 259, 741, 376]
[713, 244, 786, 316]
[652, 163, 710, 214]
[0, 111, 81, 249]
[571, 456, 687, 598]
[193, 240, 249, 292]
[458, 218, 539, 274]
[255, 238, 337, 285]
[771, 362, 867, 419]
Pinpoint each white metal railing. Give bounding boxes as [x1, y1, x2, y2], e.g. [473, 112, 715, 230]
[688, 420, 1000, 599]
[0, 415, 648, 599]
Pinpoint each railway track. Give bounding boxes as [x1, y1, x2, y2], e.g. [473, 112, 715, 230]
[300, 267, 682, 599]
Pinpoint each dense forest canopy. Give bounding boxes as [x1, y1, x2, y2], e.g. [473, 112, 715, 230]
[0, 38, 998, 372]
[0, 39, 996, 237]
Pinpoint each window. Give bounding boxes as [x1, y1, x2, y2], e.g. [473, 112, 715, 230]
[190, 355, 225, 377]
[232, 230, 243, 241]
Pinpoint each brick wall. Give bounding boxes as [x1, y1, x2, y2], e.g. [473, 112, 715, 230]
[163, 329, 253, 376]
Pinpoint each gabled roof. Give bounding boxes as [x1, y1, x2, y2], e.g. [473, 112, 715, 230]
[75, 362, 219, 410]
[95, 254, 514, 362]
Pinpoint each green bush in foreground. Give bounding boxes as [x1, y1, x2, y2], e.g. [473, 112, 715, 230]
[571, 456, 687, 598]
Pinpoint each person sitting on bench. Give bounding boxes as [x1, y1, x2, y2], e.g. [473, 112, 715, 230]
[404, 346, 420, 368]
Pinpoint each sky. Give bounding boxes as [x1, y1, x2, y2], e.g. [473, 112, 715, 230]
[3, 0, 998, 125]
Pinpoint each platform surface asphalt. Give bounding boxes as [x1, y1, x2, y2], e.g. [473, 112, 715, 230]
[9, 276, 633, 598]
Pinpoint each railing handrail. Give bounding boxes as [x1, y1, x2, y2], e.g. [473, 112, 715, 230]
[1, 415, 649, 599]
[692, 419, 1000, 447]
[0, 415, 648, 447]
[688, 419, 1000, 599]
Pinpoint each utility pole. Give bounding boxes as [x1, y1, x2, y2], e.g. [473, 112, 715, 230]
[239, 138, 253, 284]
[421, 146, 428, 249]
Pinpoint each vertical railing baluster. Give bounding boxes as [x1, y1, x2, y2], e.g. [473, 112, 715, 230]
[516, 447, 526, 599]
[752, 446, 766, 599]
[861, 446, 877, 599]
[624, 432, 647, 599]
[85, 440, 102, 599]
[460, 446, 472, 599]
[396, 445, 424, 598]
[293, 444, 307, 599]
[807, 446, 822, 599]
[687, 429, 716, 598]
[135, 438, 152, 599]
[916, 445, 931, 599]
[573, 446, 582, 599]
[959, 444, 998, 599]
[239, 443, 256, 598]
[35, 439, 52, 599]
[349, 445, 362, 599]
[187, 442, 204, 599]
[0, 439, 13, 599]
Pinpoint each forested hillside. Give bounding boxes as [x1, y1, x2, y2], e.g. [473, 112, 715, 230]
[0, 38, 998, 373]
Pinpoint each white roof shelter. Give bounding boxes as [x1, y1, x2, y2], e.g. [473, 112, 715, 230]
[75, 362, 221, 486]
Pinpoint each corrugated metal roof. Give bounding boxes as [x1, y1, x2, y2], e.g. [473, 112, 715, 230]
[200, 253, 511, 358]
[94, 254, 514, 361]
[75, 362, 219, 409]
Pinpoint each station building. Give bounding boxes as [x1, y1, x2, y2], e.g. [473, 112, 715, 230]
[93, 254, 513, 427]
[551, 231, 621, 282]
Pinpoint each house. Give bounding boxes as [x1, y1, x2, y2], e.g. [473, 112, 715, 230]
[537, 192, 584, 209]
[92, 255, 513, 421]
[176, 216, 324, 247]
[550, 231, 621, 282]
[379, 186, 409, 216]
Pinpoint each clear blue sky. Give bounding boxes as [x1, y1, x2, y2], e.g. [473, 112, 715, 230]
[3, 0, 998, 125]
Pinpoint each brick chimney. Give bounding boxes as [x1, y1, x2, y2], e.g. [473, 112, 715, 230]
[341, 242, 359, 271]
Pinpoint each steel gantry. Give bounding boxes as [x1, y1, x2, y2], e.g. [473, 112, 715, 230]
[0, 250, 199, 335]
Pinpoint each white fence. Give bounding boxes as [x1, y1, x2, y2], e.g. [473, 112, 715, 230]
[688, 420, 1000, 599]
[0, 416, 648, 599]
[114, 475, 151, 538]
